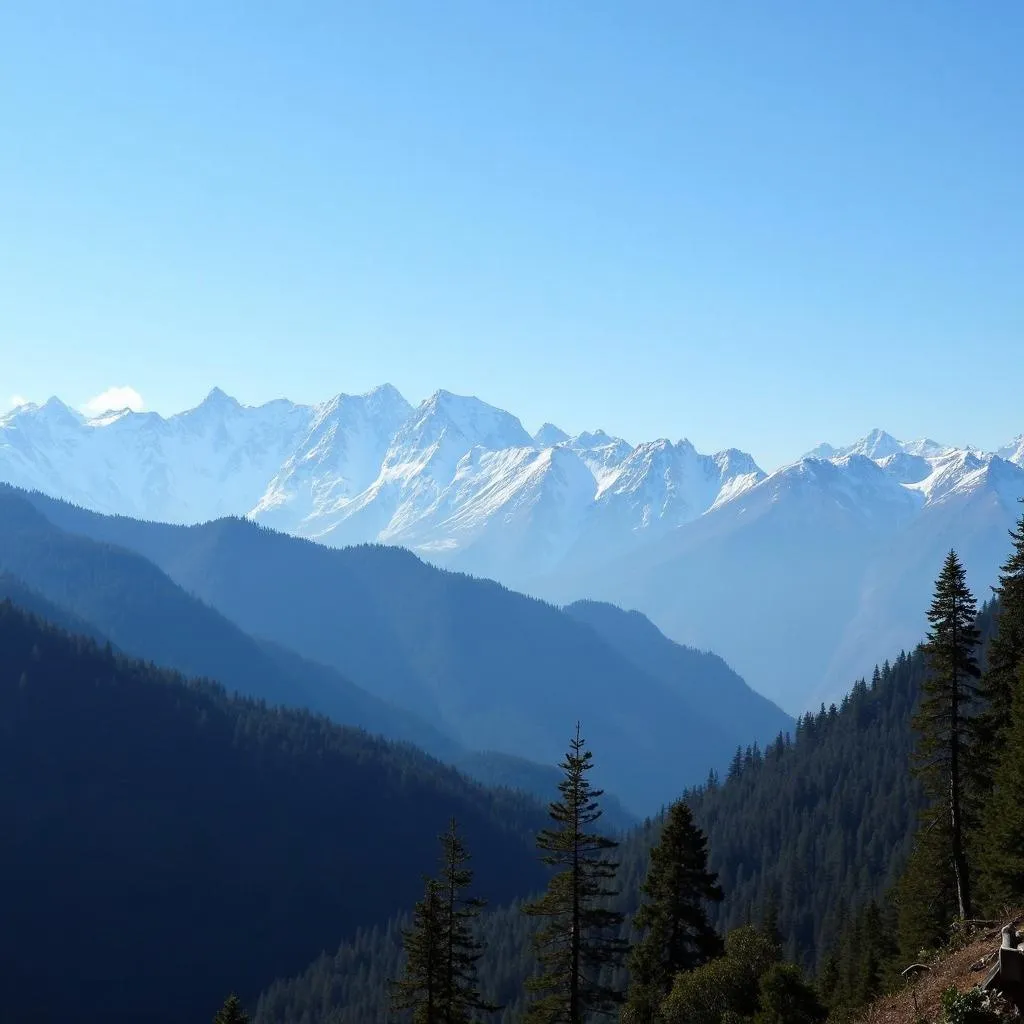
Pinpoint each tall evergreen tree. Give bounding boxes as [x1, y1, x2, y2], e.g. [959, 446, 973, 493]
[909, 550, 982, 922]
[625, 800, 723, 1023]
[213, 994, 250, 1024]
[391, 877, 446, 1023]
[979, 661, 1024, 910]
[977, 503, 1024, 754]
[522, 723, 626, 1023]
[437, 818, 496, 1023]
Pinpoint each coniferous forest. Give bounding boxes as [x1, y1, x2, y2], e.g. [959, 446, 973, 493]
[1, 502, 1023, 1022]
[257, 504, 1024, 1023]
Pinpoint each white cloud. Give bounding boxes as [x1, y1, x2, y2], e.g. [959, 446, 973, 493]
[7, 394, 29, 410]
[82, 386, 145, 416]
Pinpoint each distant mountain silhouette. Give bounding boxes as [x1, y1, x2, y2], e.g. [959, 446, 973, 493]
[0, 488, 457, 758]
[7, 486, 794, 813]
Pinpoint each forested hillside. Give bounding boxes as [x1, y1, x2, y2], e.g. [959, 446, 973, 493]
[257, 612, 994, 1022]
[0, 603, 548, 1024]
[256, 508, 1024, 1024]
[0, 489, 457, 756]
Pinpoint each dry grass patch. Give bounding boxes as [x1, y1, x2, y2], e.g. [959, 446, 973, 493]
[857, 914, 1023, 1024]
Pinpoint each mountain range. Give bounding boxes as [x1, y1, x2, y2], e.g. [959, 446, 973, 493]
[3, 391, 1022, 710]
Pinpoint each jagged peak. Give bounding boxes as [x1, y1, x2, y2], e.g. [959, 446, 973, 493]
[198, 386, 239, 409]
[713, 447, 764, 478]
[570, 429, 631, 450]
[397, 389, 531, 452]
[25, 396, 85, 427]
[316, 384, 410, 417]
[805, 441, 838, 460]
[851, 428, 902, 459]
[534, 422, 569, 447]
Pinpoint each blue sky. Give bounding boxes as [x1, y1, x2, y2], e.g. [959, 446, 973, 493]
[1, 1, 1021, 468]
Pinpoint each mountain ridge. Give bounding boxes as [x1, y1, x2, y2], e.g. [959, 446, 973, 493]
[3, 484, 794, 814]
[3, 388, 1022, 709]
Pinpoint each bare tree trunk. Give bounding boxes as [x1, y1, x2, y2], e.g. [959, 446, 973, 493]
[949, 662, 972, 920]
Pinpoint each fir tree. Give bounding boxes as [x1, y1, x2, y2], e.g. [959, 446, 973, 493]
[910, 550, 982, 922]
[978, 661, 1024, 910]
[522, 723, 626, 1023]
[759, 887, 783, 953]
[752, 963, 826, 1024]
[896, 826, 958, 959]
[977, 503, 1024, 755]
[625, 800, 723, 1023]
[213, 994, 250, 1024]
[391, 877, 446, 1023]
[436, 817, 496, 1023]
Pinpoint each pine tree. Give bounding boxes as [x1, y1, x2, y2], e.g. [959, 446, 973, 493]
[910, 550, 982, 922]
[896, 826, 958, 959]
[625, 800, 723, 1023]
[522, 723, 626, 1023]
[854, 901, 890, 1007]
[436, 818, 496, 1023]
[978, 661, 1024, 910]
[977, 503, 1024, 755]
[391, 877, 446, 1023]
[213, 994, 250, 1024]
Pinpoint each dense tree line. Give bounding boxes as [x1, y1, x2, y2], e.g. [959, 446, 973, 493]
[818, 502, 1024, 1020]
[897, 507, 1024, 946]
[0, 602, 548, 1023]
[382, 725, 822, 1024]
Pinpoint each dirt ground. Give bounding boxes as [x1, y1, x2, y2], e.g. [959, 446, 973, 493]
[858, 914, 1023, 1024]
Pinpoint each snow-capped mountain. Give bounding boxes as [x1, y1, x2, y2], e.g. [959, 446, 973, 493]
[2, 392, 1022, 712]
[539, 434, 1024, 711]
[997, 434, 1024, 467]
[251, 385, 412, 532]
[0, 390, 310, 522]
[0, 387, 761, 581]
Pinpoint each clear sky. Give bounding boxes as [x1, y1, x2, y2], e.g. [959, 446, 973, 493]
[1, 1, 1021, 469]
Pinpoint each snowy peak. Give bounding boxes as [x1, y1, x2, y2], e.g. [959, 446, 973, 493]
[713, 447, 764, 480]
[534, 422, 569, 447]
[789, 428, 1024, 515]
[13, 396, 85, 431]
[390, 391, 533, 464]
[249, 386, 413, 531]
[564, 430, 633, 492]
[807, 428, 903, 462]
[185, 386, 242, 416]
[567, 437, 765, 555]
[805, 441, 838, 460]
[570, 428, 630, 451]
[849, 428, 903, 460]
[998, 435, 1024, 467]
[805, 429, 952, 463]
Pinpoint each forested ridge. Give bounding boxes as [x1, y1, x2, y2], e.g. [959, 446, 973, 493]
[0, 602, 548, 1023]
[5, 483, 793, 813]
[253, 625, 960, 1022]
[257, 504, 1024, 1023]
